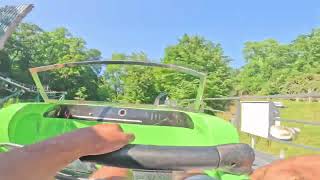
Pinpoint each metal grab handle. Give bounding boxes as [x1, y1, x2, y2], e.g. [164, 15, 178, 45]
[80, 143, 254, 174]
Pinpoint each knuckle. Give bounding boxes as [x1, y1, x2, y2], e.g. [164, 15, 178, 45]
[109, 124, 121, 130]
[120, 134, 130, 142]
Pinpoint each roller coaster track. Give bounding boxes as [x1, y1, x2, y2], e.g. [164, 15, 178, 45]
[0, 90, 23, 105]
[0, 4, 34, 49]
[1, 4, 65, 101]
[0, 73, 66, 100]
[0, 74, 36, 93]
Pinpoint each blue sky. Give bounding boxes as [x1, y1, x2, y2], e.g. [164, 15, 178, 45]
[1, 0, 320, 68]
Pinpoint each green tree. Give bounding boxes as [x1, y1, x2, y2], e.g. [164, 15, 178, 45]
[96, 76, 115, 101]
[120, 52, 160, 104]
[74, 87, 88, 100]
[237, 39, 293, 95]
[237, 28, 320, 95]
[162, 34, 233, 109]
[291, 29, 320, 73]
[281, 73, 320, 94]
[2, 23, 102, 100]
[0, 50, 11, 75]
[101, 52, 160, 104]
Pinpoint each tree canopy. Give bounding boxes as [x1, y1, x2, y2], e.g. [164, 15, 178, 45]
[1, 22, 319, 107]
[162, 34, 233, 99]
[237, 29, 320, 95]
[1, 23, 101, 99]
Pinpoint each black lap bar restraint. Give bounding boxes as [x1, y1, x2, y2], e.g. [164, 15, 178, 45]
[80, 143, 255, 175]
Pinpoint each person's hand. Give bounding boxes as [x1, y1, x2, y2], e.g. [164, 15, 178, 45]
[250, 163, 302, 180]
[76, 124, 135, 156]
[90, 166, 130, 180]
[251, 155, 320, 180]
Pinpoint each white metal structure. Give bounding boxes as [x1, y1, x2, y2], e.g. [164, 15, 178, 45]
[240, 101, 274, 138]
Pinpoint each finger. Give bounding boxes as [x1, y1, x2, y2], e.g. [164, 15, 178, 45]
[123, 133, 135, 143]
[108, 123, 123, 131]
[102, 123, 124, 132]
[185, 169, 203, 174]
[115, 124, 124, 132]
[90, 166, 129, 179]
[250, 166, 269, 180]
[127, 133, 135, 142]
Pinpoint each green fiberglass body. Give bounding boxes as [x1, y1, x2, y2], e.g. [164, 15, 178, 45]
[0, 4, 254, 180]
[0, 61, 253, 180]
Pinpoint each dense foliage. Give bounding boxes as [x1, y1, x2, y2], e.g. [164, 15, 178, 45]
[162, 34, 233, 99]
[237, 29, 320, 95]
[0, 23, 101, 99]
[99, 52, 161, 104]
[1, 23, 320, 106]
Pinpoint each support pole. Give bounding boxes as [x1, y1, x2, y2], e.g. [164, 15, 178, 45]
[279, 148, 287, 159]
[251, 136, 256, 149]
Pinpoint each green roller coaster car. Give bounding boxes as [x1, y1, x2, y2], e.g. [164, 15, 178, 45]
[0, 60, 253, 180]
[0, 4, 255, 180]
